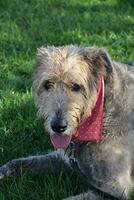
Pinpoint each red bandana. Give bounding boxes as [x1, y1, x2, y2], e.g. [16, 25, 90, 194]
[73, 77, 104, 142]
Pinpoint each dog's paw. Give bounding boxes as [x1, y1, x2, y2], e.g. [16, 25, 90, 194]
[62, 192, 97, 200]
[0, 162, 16, 180]
[62, 196, 84, 200]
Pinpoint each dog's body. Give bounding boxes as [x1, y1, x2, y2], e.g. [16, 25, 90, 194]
[0, 46, 134, 199]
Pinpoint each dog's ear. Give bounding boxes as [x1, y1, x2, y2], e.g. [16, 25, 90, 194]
[33, 47, 50, 88]
[36, 47, 50, 67]
[37, 46, 57, 67]
[82, 47, 113, 78]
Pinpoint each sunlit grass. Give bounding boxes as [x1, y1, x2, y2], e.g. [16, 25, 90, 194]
[0, 0, 134, 199]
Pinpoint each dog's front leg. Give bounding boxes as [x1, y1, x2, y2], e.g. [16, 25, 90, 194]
[63, 190, 98, 200]
[0, 149, 71, 179]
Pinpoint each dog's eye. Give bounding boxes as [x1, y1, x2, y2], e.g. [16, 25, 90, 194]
[43, 80, 54, 91]
[71, 83, 81, 92]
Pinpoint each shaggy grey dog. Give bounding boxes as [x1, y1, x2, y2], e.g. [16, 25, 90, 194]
[0, 45, 134, 200]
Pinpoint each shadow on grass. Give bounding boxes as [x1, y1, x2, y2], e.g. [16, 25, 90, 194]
[117, 0, 134, 6]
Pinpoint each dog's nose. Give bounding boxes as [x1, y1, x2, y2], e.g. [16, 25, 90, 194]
[51, 118, 67, 133]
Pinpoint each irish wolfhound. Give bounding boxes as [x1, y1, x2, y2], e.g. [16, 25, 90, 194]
[0, 45, 134, 200]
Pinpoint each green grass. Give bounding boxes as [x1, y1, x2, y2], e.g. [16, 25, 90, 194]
[0, 0, 134, 199]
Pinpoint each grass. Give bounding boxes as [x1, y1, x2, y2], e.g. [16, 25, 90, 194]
[0, 0, 134, 199]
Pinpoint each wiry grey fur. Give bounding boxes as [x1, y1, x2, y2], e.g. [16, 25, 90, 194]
[0, 45, 134, 200]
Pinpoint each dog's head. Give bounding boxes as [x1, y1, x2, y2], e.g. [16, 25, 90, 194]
[33, 45, 113, 148]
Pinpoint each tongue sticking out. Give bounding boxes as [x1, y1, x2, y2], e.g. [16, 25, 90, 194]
[50, 134, 72, 149]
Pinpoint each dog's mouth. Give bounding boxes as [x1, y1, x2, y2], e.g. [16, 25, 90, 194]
[50, 134, 72, 149]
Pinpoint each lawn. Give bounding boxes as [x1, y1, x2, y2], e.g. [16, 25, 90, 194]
[0, 0, 134, 199]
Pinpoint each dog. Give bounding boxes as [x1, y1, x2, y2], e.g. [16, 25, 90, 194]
[0, 45, 134, 200]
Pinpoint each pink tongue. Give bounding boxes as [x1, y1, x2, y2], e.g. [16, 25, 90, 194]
[51, 134, 72, 149]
